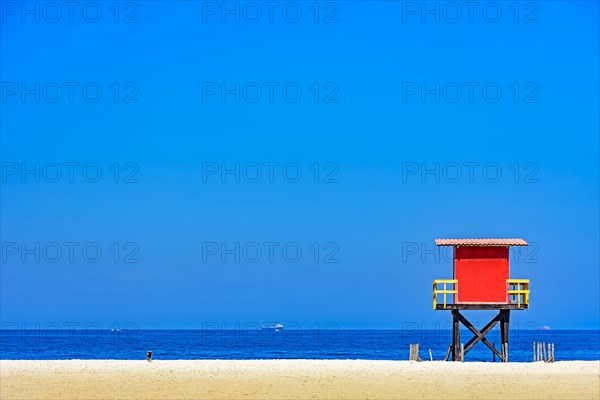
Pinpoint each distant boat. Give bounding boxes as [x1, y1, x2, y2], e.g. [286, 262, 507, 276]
[262, 323, 284, 332]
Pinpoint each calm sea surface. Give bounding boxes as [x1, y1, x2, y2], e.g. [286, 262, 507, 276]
[1, 329, 598, 362]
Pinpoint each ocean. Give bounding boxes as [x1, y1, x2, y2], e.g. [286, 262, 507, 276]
[1, 329, 599, 362]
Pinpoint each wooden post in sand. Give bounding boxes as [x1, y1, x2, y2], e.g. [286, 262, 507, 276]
[444, 345, 452, 361]
[543, 342, 547, 361]
[409, 344, 423, 361]
[541, 343, 544, 361]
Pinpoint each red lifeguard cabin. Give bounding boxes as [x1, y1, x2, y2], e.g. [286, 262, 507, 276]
[433, 238, 530, 362]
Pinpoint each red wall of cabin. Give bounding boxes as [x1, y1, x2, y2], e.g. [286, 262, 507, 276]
[454, 246, 509, 303]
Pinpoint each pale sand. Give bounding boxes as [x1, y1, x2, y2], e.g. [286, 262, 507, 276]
[1, 360, 599, 400]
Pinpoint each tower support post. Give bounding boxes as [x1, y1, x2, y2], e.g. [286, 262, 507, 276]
[452, 309, 460, 361]
[500, 310, 510, 362]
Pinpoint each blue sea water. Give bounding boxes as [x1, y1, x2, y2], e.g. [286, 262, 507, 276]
[1, 329, 598, 362]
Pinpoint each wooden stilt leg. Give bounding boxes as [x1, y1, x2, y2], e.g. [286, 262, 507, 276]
[452, 310, 460, 361]
[500, 310, 510, 362]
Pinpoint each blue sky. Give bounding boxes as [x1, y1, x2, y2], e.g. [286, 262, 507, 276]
[1, 1, 598, 330]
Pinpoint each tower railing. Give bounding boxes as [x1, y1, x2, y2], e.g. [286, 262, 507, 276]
[433, 279, 458, 310]
[433, 279, 530, 309]
[507, 279, 530, 307]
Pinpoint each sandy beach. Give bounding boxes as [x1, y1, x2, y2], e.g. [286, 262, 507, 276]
[1, 360, 598, 400]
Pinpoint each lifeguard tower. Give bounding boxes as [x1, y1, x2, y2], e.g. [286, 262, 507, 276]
[433, 238, 530, 362]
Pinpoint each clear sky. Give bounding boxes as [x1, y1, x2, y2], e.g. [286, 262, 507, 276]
[1, 1, 598, 330]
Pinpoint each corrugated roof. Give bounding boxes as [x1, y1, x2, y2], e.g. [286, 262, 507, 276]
[435, 238, 528, 247]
